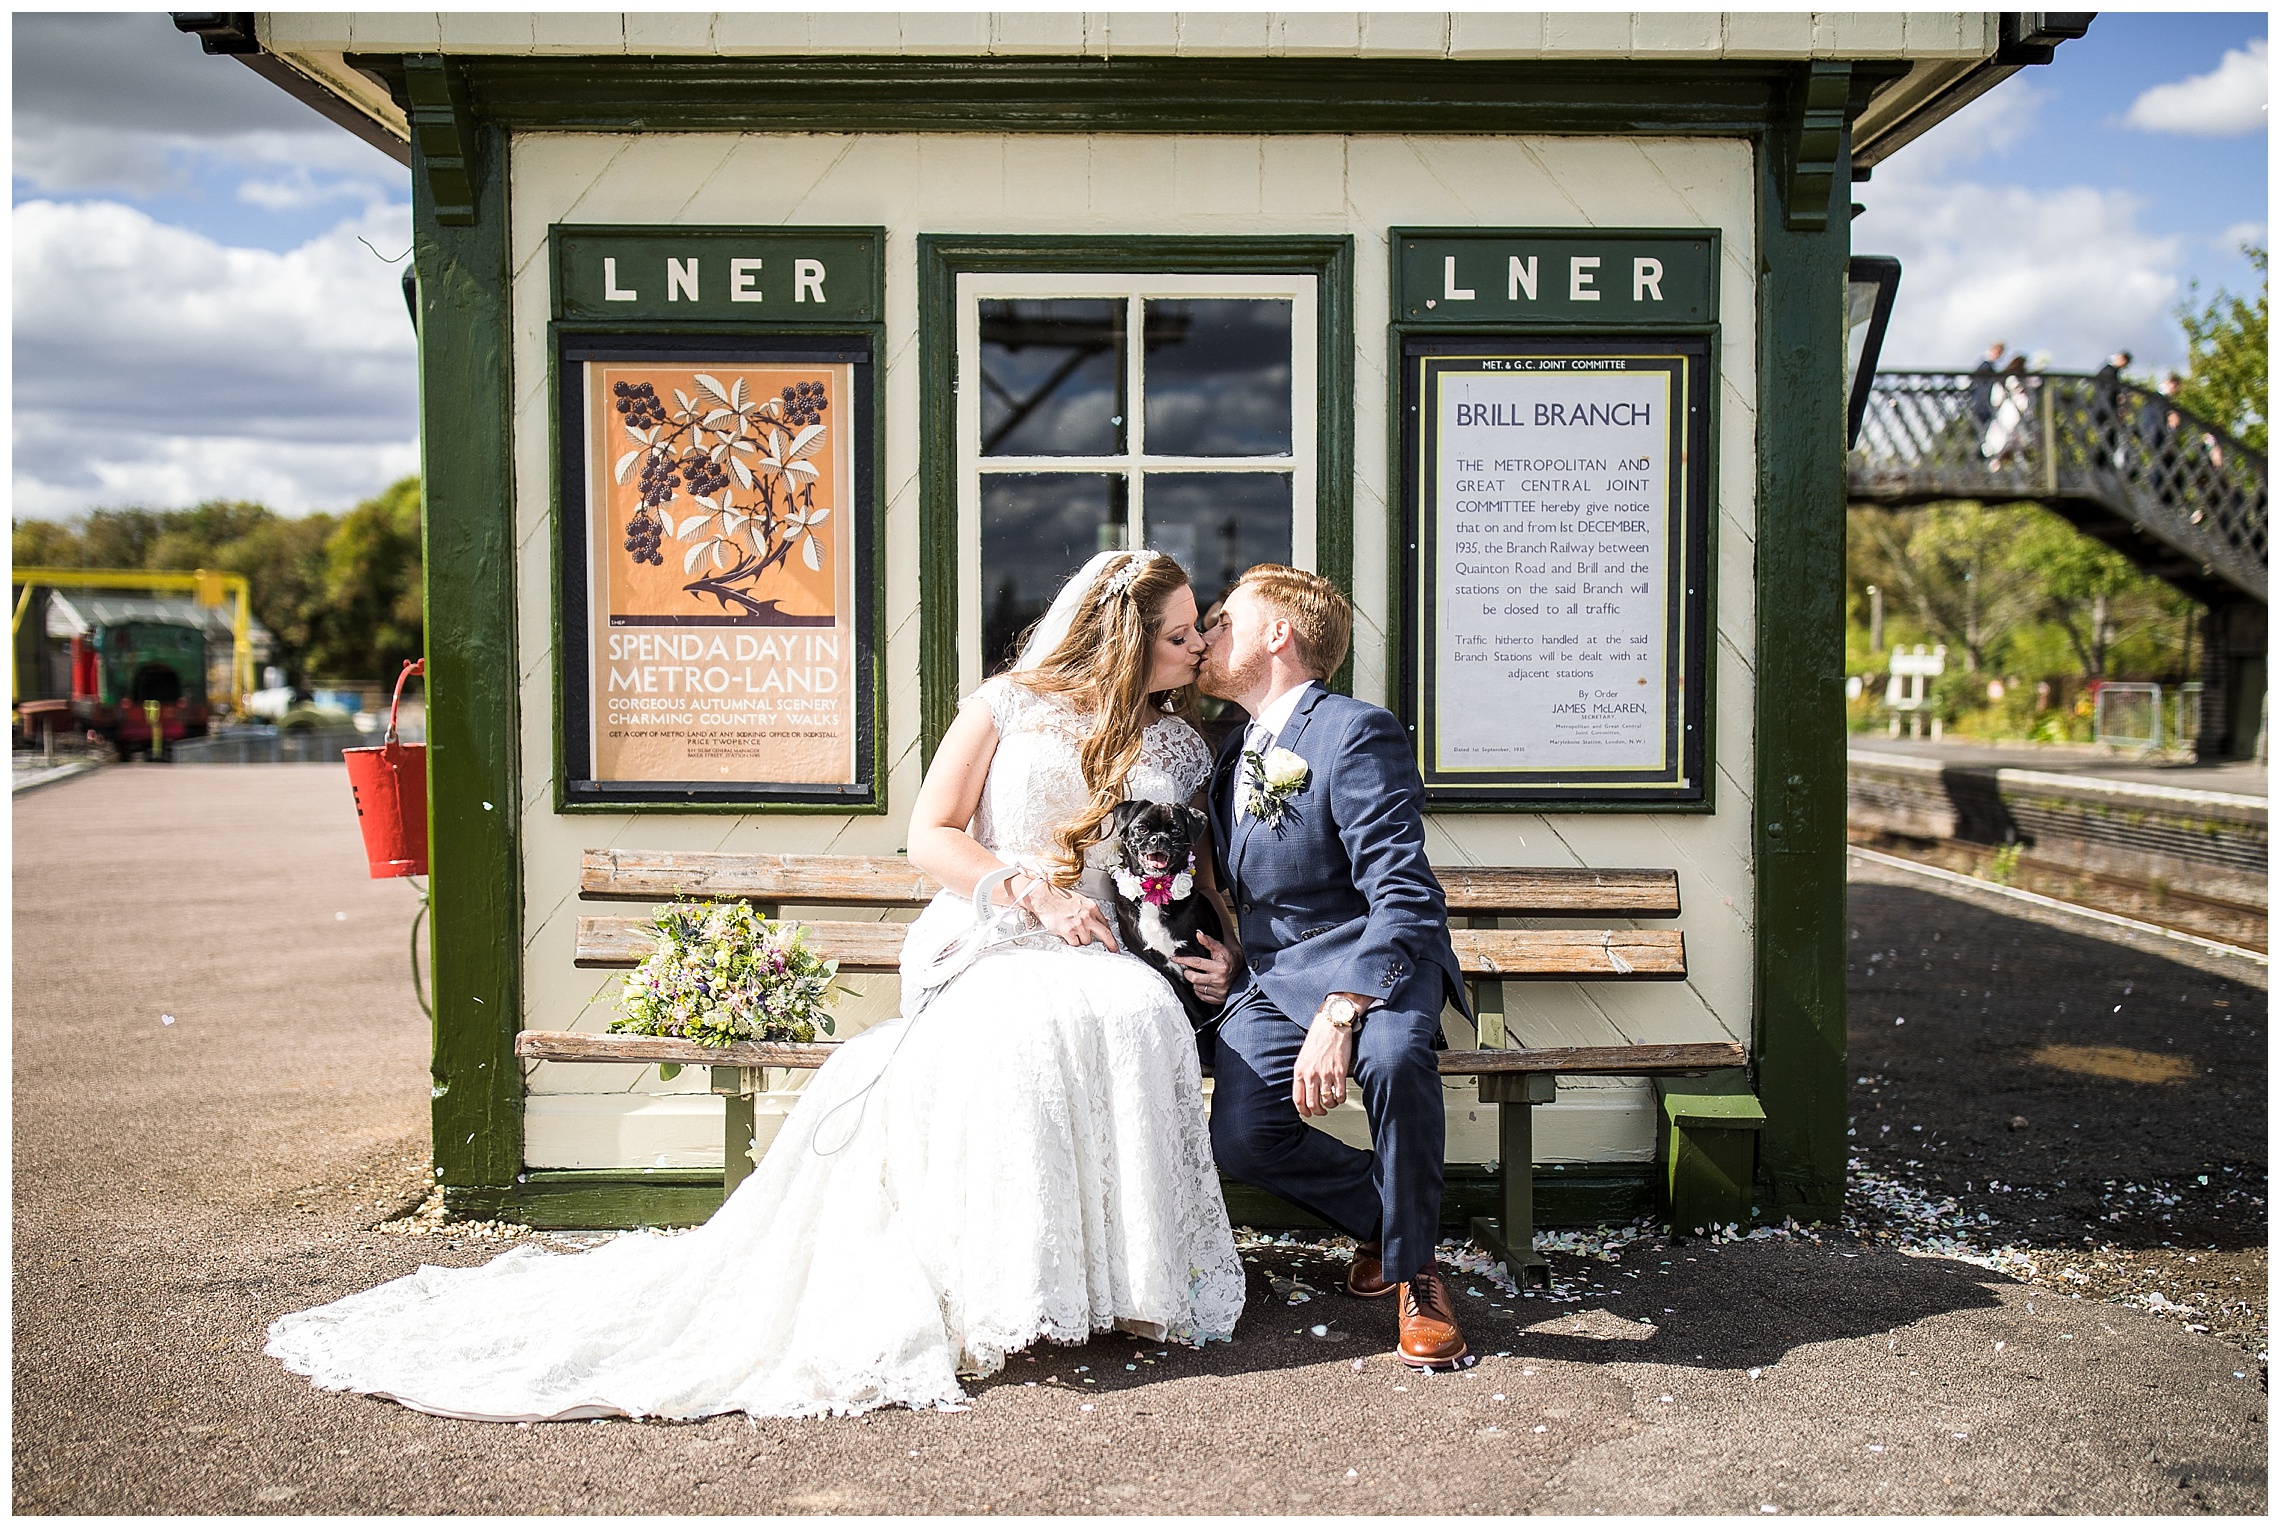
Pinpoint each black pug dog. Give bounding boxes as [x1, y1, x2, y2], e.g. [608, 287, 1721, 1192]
[1107, 800, 1228, 1050]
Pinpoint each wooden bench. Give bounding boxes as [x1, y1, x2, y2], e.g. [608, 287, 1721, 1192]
[521, 849, 1747, 1285]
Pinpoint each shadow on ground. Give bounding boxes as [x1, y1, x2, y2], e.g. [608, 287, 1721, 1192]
[971, 1236, 2009, 1404]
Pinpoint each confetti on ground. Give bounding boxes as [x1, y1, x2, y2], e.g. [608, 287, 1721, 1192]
[160, 1014, 175, 1026]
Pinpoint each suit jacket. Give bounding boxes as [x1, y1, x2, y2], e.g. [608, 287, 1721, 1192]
[1210, 684, 1468, 1030]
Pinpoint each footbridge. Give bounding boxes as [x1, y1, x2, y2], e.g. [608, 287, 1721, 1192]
[1847, 370, 2268, 759]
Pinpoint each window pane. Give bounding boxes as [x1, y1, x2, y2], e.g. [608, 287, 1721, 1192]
[978, 299, 1126, 457]
[980, 473, 1129, 674]
[1142, 299, 1293, 458]
[1140, 472, 1293, 619]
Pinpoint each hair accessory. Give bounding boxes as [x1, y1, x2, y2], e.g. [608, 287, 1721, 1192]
[1100, 549, 1161, 600]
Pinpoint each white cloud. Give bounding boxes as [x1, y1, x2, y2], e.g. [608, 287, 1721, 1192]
[2125, 39, 2268, 137]
[8, 436, 423, 522]
[12, 198, 418, 516]
[13, 123, 399, 200]
[1854, 80, 2191, 372]
[11, 13, 402, 203]
[2216, 220, 2270, 254]
[1855, 180, 2184, 371]
[1890, 78, 2045, 177]
[236, 170, 398, 214]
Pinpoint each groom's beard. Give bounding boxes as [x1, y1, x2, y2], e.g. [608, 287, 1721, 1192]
[1198, 641, 1263, 705]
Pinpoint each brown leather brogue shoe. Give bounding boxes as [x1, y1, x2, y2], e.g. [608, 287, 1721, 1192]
[1346, 1241, 1397, 1299]
[1395, 1263, 1468, 1369]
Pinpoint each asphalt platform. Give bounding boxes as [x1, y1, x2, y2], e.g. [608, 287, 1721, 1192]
[12, 766, 2268, 1514]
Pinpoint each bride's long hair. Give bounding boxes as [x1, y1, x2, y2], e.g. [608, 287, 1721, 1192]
[1010, 550, 1198, 883]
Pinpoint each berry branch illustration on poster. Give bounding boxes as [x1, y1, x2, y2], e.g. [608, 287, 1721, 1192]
[613, 373, 832, 620]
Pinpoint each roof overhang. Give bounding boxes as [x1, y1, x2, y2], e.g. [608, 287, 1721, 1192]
[178, 12, 2093, 178]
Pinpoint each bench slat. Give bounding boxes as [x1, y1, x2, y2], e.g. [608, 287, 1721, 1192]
[575, 916, 1683, 981]
[1436, 1041, 1743, 1075]
[518, 1030, 839, 1068]
[581, 850, 1679, 918]
[581, 850, 937, 906]
[1439, 867, 1680, 918]
[576, 917, 908, 971]
[1454, 928, 1684, 979]
[515, 1029, 1743, 1078]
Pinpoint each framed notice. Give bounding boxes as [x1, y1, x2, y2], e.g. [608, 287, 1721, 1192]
[558, 332, 878, 809]
[1399, 333, 1711, 806]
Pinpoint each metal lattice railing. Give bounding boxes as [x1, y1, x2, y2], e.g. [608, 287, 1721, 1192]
[1848, 370, 2268, 606]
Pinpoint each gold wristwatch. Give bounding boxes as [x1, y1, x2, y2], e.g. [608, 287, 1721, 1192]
[1320, 994, 1365, 1031]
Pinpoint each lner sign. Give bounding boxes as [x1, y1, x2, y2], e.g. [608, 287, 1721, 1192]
[551, 226, 883, 325]
[1395, 229, 1716, 326]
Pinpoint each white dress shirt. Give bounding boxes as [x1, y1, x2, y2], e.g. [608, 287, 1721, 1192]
[1241, 679, 1318, 760]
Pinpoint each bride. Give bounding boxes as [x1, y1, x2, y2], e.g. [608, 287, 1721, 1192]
[266, 550, 1248, 1420]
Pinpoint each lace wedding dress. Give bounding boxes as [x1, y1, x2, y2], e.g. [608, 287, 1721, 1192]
[265, 676, 1245, 1421]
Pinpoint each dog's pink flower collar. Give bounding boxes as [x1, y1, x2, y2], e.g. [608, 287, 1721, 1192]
[1113, 851, 1195, 907]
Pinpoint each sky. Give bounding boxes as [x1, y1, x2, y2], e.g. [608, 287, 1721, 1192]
[1854, 11, 2268, 371]
[8, 10, 2271, 520]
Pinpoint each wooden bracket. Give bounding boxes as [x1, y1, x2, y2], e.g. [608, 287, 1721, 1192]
[403, 56, 478, 227]
[1783, 61, 1852, 233]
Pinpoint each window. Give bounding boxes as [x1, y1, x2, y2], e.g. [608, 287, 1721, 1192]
[956, 274, 1317, 682]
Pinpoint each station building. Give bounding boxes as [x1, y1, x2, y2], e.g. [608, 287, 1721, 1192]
[187, 11, 2088, 1228]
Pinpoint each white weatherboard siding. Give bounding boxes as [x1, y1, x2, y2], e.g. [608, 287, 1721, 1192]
[510, 132, 1756, 1170]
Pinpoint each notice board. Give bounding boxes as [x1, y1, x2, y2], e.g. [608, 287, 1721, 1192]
[1399, 331, 1711, 806]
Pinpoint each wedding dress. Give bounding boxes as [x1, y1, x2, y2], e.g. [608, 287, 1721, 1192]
[265, 674, 1245, 1420]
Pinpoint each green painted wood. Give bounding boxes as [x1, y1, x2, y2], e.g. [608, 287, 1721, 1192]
[550, 226, 883, 324]
[489, 1167, 1654, 1235]
[1394, 229, 1717, 326]
[401, 57, 475, 226]
[454, 1171, 724, 1230]
[419, 119, 525, 1207]
[1783, 62, 1854, 233]
[915, 235, 1354, 759]
[352, 55, 1797, 139]
[1662, 1091, 1768, 1129]
[1222, 1164, 1653, 1235]
[1750, 82, 1854, 1222]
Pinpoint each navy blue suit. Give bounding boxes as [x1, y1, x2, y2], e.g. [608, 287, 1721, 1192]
[1207, 683, 1466, 1284]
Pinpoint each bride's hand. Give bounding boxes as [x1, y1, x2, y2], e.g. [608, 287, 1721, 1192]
[1172, 930, 1235, 1005]
[1022, 877, 1121, 951]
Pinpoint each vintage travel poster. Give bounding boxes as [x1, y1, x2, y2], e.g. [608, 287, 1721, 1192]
[583, 360, 858, 788]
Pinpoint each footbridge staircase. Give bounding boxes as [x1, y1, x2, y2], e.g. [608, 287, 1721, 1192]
[1847, 371, 2268, 758]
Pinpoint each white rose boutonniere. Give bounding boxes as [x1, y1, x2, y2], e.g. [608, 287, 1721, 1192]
[1242, 745, 1310, 827]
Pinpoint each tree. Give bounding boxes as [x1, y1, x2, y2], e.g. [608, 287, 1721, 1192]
[1853, 500, 2038, 672]
[312, 476, 423, 681]
[2174, 244, 2267, 452]
[2002, 507, 2193, 681]
[210, 514, 337, 686]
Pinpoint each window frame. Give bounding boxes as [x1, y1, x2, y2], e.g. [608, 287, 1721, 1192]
[957, 273, 1318, 691]
[918, 234, 1354, 762]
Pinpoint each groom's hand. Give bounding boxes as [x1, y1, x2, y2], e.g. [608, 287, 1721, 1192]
[1292, 1010, 1357, 1117]
[1172, 930, 1235, 1005]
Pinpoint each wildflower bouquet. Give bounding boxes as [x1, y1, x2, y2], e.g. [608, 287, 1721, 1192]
[610, 900, 839, 1048]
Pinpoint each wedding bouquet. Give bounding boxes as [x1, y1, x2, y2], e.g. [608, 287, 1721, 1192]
[611, 900, 839, 1048]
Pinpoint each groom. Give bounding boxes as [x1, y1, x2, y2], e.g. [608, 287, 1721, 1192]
[1192, 565, 1471, 1370]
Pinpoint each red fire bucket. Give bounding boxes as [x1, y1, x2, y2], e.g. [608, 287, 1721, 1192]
[345, 660, 428, 878]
